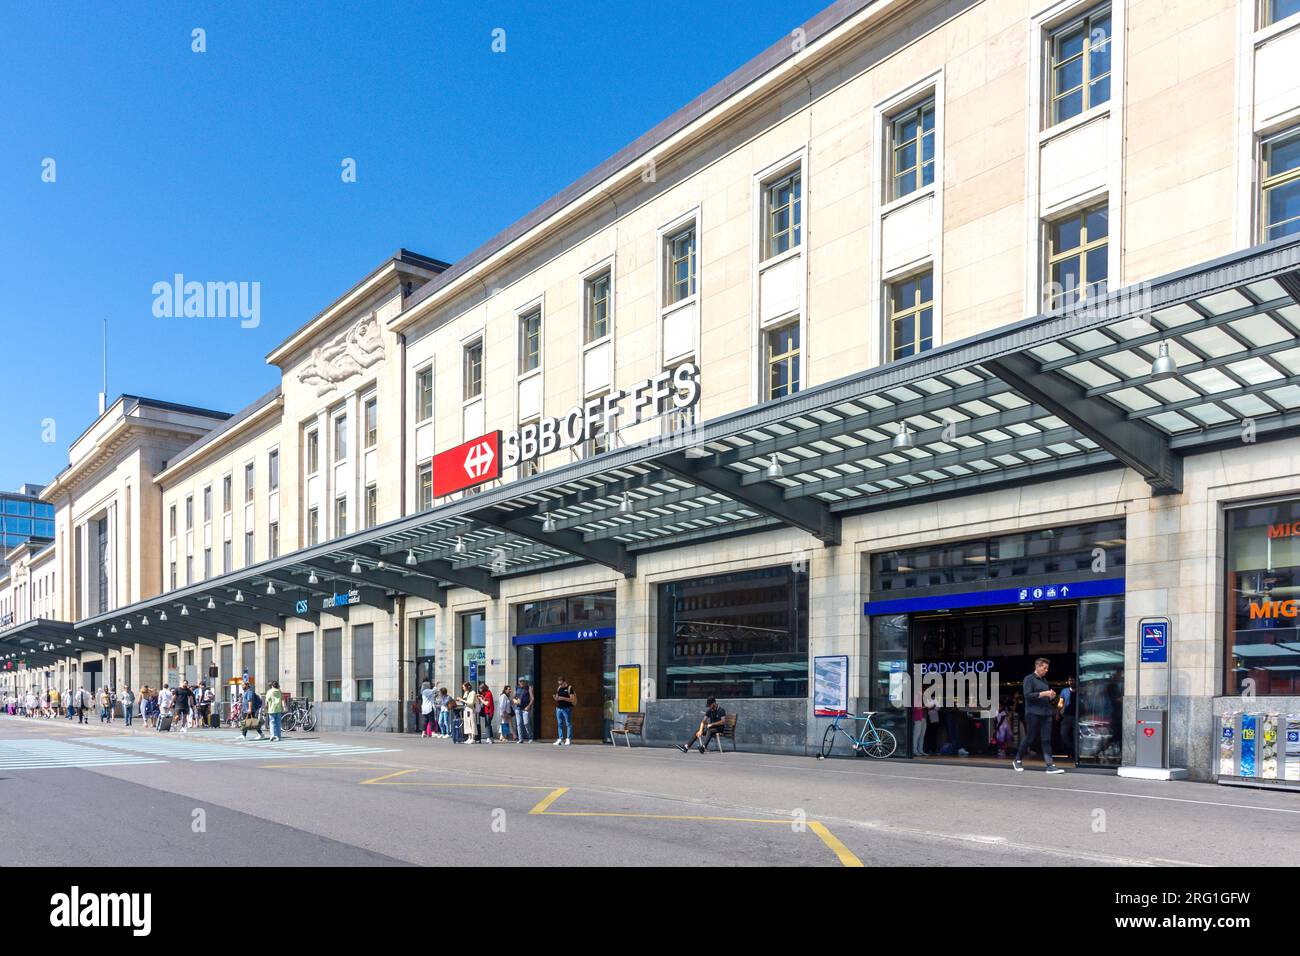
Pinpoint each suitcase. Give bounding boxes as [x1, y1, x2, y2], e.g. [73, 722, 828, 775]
[158, 715, 173, 732]
[208, 712, 221, 729]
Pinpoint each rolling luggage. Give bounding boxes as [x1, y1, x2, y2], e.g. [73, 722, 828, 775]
[208, 712, 221, 729]
[158, 715, 173, 732]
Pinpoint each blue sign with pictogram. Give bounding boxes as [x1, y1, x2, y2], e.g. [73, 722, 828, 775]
[1141, 620, 1168, 663]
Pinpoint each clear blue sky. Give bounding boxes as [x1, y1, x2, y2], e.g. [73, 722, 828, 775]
[0, 0, 830, 491]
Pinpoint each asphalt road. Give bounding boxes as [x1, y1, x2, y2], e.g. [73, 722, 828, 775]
[2, 714, 1296, 867]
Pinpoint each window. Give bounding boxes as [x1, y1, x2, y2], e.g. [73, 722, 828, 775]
[222, 539, 232, 574]
[353, 624, 374, 702]
[306, 430, 319, 475]
[582, 399, 610, 458]
[464, 341, 484, 400]
[244, 531, 254, 566]
[657, 565, 809, 699]
[185, 554, 193, 585]
[766, 324, 801, 400]
[416, 367, 434, 422]
[244, 462, 254, 503]
[417, 464, 433, 512]
[365, 484, 378, 529]
[268, 521, 279, 559]
[763, 170, 803, 257]
[334, 496, 347, 537]
[169, 505, 176, 538]
[458, 611, 486, 689]
[203, 548, 212, 579]
[1048, 6, 1111, 126]
[169, 561, 177, 590]
[1262, 127, 1300, 241]
[323, 627, 343, 702]
[1264, 0, 1300, 25]
[307, 508, 319, 547]
[665, 225, 697, 305]
[222, 475, 232, 513]
[1225, 499, 1300, 696]
[888, 270, 935, 360]
[519, 309, 541, 374]
[364, 397, 378, 449]
[889, 99, 935, 199]
[333, 414, 348, 464]
[1046, 204, 1108, 307]
[265, 638, 279, 690]
[296, 632, 314, 701]
[268, 449, 279, 492]
[202, 486, 212, 523]
[584, 272, 611, 343]
[185, 496, 193, 531]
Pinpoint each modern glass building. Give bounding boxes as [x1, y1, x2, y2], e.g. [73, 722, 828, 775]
[0, 484, 55, 574]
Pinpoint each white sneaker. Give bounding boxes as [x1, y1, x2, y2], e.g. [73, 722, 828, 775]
[554, 738, 563, 746]
[484, 737, 493, 744]
[958, 748, 969, 756]
[563, 739, 571, 746]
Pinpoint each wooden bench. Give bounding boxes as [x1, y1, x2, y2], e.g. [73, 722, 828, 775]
[610, 712, 645, 747]
[706, 713, 739, 753]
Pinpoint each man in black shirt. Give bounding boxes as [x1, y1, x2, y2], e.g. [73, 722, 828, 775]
[1014, 658, 1064, 774]
[677, 698, 726, 754]
[174, 680, 194, 735]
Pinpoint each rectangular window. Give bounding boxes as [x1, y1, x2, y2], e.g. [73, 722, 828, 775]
[268, 449, 279, 492]
[889, 99, 935, 200]
[169, 561, 177, 590]
[169, 505, 176, 538]
[268, 521, 279, 559]
[417, 464, 433, 512]
[764, 170, 803, 256]
[323, 627, 343, 702]
[888, 270, 935, 360]
[307, 507, 319, 547]
[203, 486, 212, 523]
[766, 324, 801, 400]
[222, 539, 232, 574]
[364, 397, 378, 448]
[186, 555, 193, 585]
[1262, 126, 1300, 241]
[1226, 499, 1300, 696]
[333, 414, 348, 464]
[185, 496, 193, 531]
[306, 430, 319, 475]
[203, 548, 212, 579]
[582, 400, 610, 458]
[334, 496, 347, 537]
[1265, 0, 1300, 25]
[353, 624, 374, 702]
[220, 644, 233, 685]
[584, 271, 611, 343]
[657, 565, 809, 699]
[519, 309, 541, 374]
[296, 632, 314, 701]
[222, 475, 233, 513]
[416, 367, 434, 422]
[464, 341, 484, 400]
[665, 225, 697, 305]
[265, 638, 279, 690]
[1047, 204, 1108, 308]
[244, 531, 254, 566]
[241, 641, 255, 685]
[365, 484, 378, 529]
[1048, 6, 1111, 126]
[244, 462, 255, 503]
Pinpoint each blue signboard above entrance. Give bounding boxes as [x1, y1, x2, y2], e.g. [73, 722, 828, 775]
[511, 626, 615, 647]
[863, 577, 1124, 616]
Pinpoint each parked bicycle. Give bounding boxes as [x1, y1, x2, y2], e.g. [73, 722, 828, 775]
[818, 711, 897, 759]
[283, 698, 317, 733]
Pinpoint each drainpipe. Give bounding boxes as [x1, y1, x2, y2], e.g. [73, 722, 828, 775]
[396, 329, 408, 733]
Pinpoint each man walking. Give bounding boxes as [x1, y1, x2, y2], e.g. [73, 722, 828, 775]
[175, 679, 193, 734]
[1014, 657, 1064, 774]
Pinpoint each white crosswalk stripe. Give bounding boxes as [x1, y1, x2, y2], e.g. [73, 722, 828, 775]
[71, 735, 397, 762]
[0, 739, 165, 770]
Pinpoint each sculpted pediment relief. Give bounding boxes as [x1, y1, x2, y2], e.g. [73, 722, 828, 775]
[297, 314, 385, 397]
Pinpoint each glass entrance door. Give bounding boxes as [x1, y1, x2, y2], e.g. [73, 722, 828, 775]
[1075, 596, 1124, 766]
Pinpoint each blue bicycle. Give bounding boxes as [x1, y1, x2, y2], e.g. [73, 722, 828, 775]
[818, 711, 898, 759]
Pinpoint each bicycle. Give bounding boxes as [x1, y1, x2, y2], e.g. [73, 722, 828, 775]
[286, 699, 317, 733]
[818, 711, 897, 759]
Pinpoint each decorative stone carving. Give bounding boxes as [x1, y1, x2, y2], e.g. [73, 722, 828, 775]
[297, 314, 385, 396]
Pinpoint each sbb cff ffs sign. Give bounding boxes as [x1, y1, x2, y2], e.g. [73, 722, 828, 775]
[432, 431, 501, 497]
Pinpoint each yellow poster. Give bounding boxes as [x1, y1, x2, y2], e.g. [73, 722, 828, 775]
[617, 664, 640, 714]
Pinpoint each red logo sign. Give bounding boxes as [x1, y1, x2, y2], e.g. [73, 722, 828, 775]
[1143, 727, 1155, 737]
[432, 431, 501, 498]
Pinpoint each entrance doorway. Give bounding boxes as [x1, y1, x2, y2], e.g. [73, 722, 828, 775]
[82, 660, 102, 695]
[530, 638, 614, 742]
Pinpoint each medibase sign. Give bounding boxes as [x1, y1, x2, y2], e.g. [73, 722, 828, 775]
[501, 362, 701, 471]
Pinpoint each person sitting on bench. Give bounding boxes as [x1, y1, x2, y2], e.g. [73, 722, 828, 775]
[676, 698, 726, 754]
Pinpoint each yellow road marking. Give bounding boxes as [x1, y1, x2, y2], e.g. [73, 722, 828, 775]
[529, 787, 569, 814]
[360, 769, 420, 785]
[258, 763, 396, 770]
[809, 821, 864, 867]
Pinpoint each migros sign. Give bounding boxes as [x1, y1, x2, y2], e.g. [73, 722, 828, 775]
[1248, 599, 1300, 619]
[1268, 522, 1300, 539]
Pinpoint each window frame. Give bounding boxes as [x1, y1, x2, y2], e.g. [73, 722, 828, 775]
[268, 448, 279, 493]
[334, 495, 348, 537]
[664, 223, 698, 307]
[365, 484, 378, 529]
[305, 429, 320, 476]
[762, 169, 803, 260]
[887, 98, 936, 202]
[765, 323, 802, 401]
[1045, 4, 1113, 128]
[415, 366, 434, 423]
[307, 507, 319, 547]
[364, 395, 378, 449]
[332, 412, 348, 465]
[1044, 202, 1109, 309]
[583, 270, 612, 345]
[518, 307, 542, 376]
[416, 464, 433, 513]
[463, 339, 484, 402]
[243, 461, 255, 504]
[886, 269, 936, 362]
[1261, 125, 1300, 242]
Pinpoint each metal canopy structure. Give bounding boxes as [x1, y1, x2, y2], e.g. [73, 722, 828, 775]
[62, 236, 1300, 645]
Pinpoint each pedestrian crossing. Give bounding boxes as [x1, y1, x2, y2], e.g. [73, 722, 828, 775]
[71, 734, 397, 763]
[0, 739, 166, 770]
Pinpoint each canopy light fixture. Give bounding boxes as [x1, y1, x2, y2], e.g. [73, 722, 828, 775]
[350, 559, 362, 574]
[619, 492, 633, 514]
[308, 569, 319, 584]
[235, 590, 244, 603]
[541, 512, 557, 533]
[266, 581, 276, 596]
[1151, 340, 1178, 380]
[180, 605, 189, 616]
[206, 598, 216, 610]
[766, 455, 783, 480]
[406, 549, 417, 566]
[892, 423, 914, 450]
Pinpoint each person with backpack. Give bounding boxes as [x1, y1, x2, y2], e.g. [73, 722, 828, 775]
[241, 683, 267, 740]
[478, 683, 495, 744]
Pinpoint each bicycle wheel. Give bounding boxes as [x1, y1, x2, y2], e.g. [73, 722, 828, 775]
[861, 727, 898, 759]
[820, 724, 840, 759]
[303, 709, 318, 732]
[282, 710, 297, 732]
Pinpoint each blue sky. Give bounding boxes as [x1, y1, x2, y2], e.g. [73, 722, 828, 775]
[0, 0, 830, 491]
